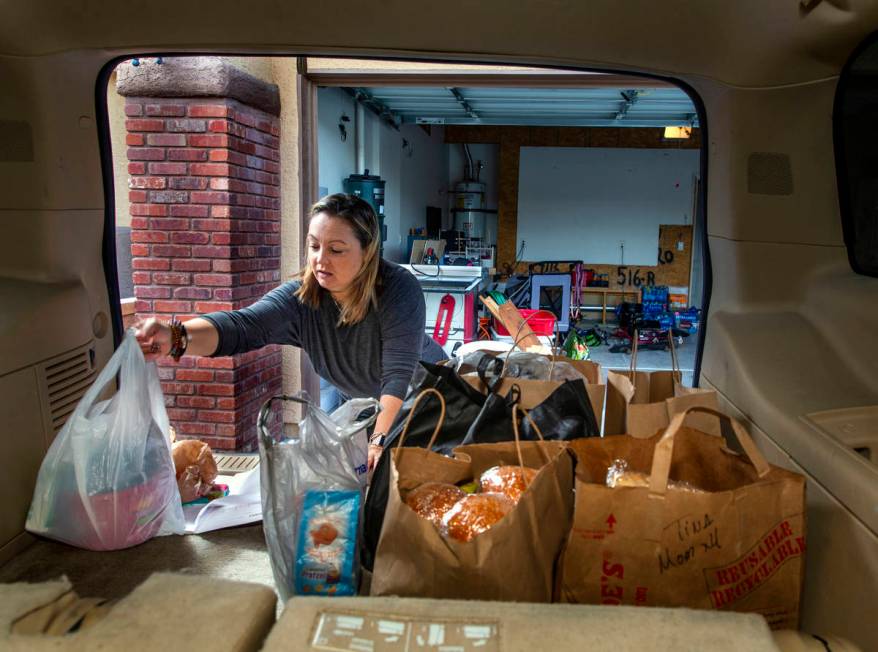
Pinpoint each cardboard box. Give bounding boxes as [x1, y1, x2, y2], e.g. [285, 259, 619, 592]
[409, 239, 446, 265]
[263, 595, 782, 652]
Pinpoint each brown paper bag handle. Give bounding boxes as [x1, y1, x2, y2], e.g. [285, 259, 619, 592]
[629, 329, 639, 380]
[630, 329, 681, 390]
[668, 329, 680, 377]
[394, 388, 447, 451]
[649, 406, 771, 497]
[512, 403, 551, 486]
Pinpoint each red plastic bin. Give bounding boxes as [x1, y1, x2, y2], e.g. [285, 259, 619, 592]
[494, 309, 556, 337]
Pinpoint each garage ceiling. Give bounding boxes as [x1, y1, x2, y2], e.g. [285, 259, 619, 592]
[345, 86, 698, 128]
[306, 59, 698, 129]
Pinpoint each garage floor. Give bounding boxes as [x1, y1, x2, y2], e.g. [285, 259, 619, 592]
[577, 321, 699, 386]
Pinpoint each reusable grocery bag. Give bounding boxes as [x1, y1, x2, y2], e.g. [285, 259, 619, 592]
[26, 331, 184, 550]
[559, 406, 806, 630]
[257, 394, 379, 602]
[370, 390, 574, 602]
[605, 331, 719, 437]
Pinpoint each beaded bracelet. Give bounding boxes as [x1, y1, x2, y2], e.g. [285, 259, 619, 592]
[168, 320, 189, 362]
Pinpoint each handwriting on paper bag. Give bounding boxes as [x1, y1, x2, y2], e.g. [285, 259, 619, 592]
[658, 513, 722, 574]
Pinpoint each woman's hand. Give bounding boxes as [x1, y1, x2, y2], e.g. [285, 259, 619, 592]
[367, 394, 403, 472]
[134, 317, 171, 361]
[368, 444, 383, 471]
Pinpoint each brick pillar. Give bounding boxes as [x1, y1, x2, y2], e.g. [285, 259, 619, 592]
[126, 97, 282, 450]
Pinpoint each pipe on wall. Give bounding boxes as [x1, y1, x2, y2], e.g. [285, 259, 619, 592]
[355, 102, 365, 174]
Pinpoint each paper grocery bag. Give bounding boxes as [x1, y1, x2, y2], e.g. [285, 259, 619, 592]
[559, 406, 806, 630]
[361, 361, 597, 575]
[605, 332, 719, 437]
[370, 391, 574, 602]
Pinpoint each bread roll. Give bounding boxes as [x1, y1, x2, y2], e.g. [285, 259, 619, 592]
[440, 493, 514, 542]
[479, 465, 538, 504]
[172, 439, 218, 503]
[404, 482, 465, 527]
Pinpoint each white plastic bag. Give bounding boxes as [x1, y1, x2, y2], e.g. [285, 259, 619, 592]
[26, 331, 184, 550]
[257, 394, 379, 601]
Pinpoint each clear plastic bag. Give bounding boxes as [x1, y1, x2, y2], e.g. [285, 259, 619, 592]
[26, 331, 184, 550]
[451, 350, 493, 375]
[606, 458, 705, 493]
[455, 350, 586, 384]
[547, 361, 587, 382]
[503, 351, 552, 379]
[257, 394, 379, 601]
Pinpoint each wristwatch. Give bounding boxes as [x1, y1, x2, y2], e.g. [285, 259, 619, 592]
[369, 432, 387, 447]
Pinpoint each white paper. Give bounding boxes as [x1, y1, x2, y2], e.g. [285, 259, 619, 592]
[182, 467, 262, 534]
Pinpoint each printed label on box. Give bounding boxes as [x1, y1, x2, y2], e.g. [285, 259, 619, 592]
[311, 610, 500, 651]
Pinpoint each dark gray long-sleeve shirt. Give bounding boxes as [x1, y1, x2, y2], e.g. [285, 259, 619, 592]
[202, 261, 445, 400]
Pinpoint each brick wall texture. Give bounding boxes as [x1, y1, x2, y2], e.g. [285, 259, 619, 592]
[126, 97, 282, 451]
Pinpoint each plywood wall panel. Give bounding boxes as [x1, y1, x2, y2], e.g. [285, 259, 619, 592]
[513, 224, 693, 298]
[445, 126, 700, 272]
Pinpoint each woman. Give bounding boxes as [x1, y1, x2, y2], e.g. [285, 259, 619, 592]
[135, 193, 445, 468]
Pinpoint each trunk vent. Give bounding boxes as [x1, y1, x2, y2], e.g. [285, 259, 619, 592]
[42, 345, 97, 433]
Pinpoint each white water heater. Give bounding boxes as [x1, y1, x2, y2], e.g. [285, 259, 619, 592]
[453, 181, 494, 242]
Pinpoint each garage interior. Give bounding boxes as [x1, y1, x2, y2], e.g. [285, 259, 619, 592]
[310, 58, 704, 385]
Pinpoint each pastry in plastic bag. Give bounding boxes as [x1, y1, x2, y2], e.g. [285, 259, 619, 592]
[440, 493, 514, 542]
[606, 459, 704, 492]
[605, 459, 648, 488]
[172, 439, 218, 503]
[479, 465, 538, 504]
[294, 489, 360, 596]
[405, 482, 465, 527]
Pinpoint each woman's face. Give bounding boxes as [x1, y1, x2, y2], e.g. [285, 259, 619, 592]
[307, 212, 365, 297]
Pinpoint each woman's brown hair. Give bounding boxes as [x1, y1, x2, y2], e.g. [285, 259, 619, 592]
[295, 193, 381, 325]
